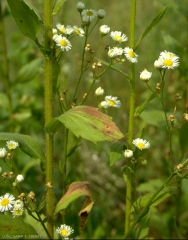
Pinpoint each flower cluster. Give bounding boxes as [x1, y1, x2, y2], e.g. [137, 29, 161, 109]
[154, 50, 179, 70]
[99, 95, 121, 109]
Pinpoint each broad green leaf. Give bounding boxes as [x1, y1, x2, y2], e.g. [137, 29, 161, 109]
[7, 0, 42, 40]
[53, 0, 67, 15]
[0, 213, 38, 236]
[134, 7, 167, 50]
[46, 106, 124, 144]
[109, 142, 125, 166]
[131, 186, 177, 213]
[55, 181, 92, 215]
[139, 110, 166, 127]
[137, 179, 164, 193]
[16, 58, 42, 83]
[0, 133, 45, 164]
[134, 91, 157, 117]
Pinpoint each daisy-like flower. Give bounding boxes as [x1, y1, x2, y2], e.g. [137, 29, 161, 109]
[95, 87, 104, 96]
[132, 138, 150, 150]
[73, 26, 85, 37]
[11, 207, 24, 218]
[124, 149, 133, 158]
[16, 174, 24, 183]
[100, 101, 109, 109]
[110, 31, 128, 43]
[56, 24, 67, 34]
[0, 193, 15, 212]
[158, 50, 179, 69]
[65, 25, 74, 36]
[124, 47, 138, 63]
[0, 148, 7, 158]
[77, 2, 85, 12]
[108, 47, 123, 58]
[154, 59, 163, 70]
[55, 36, 72, 51]
[81, 9, 97, 23]
[14, 199, 24, 209]
[56, 224, 74, 238]
[140, 69, 152, 82]
[97, 9, 106, 19]
[100, 25, 110, 36]
[105, 96, 121, 108]
[6, 140, 19, 150]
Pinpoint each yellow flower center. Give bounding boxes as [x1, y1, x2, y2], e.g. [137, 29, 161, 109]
[75, 29, 81, 35]
[114, 36, 122, 41]
[137, 143, 145, 149]
[128, 51, 135, 58]
[60, 229, 68, 236]
[60, 39, 67, 47]
[108, 100, 115, 106]
[86, 11, 94, 16]
[1, 198, 9, 206]
[8, 144, 15, 149]
[59, 27, 66, 33]
[163, 59, 173, 66]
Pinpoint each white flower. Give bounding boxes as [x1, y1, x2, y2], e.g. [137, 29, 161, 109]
[140, 69, 152, 82]
[11, 207, 24, 218]
[158, 50, 179, 69]
[97, 9, 106, 19]
[65, 26, 74, 35]
[124, 149, 133, 158]
[0, 148, 7, 158]
[55, 36, 72, 51]
[100, 101, 109, 109]
[100, 25, 110, 36]
[105, 96, 121, 108]
[52, 34, 59, 41]
[124, 47, 138, 63]
[110, 31, 128, 43]
[95, 87, 104, 96]
[6, 140, 19, 150]
[77, 2, 85, 12]
[154, 59, 163, 70]
[132, 138, 150, 150]
[56, 24, 67, 34]
[56, 224, 74, 238]
[108, 47, 123, 58]
[52, 28, 57, 34]
[0, 193, 15, 212]
[73, 26, 85, 37]
[14, 200, 24, 209]
[81, 9, 97, 23]
[16, 174, 24, 182]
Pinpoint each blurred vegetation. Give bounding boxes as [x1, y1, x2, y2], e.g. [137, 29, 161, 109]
[0, 0, 188, 238]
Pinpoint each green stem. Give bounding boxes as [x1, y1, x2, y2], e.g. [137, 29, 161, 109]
[0, 3, 13, 122]
[125, 0, 136, 235]
[44, 0, 54, 238]
[124, 171, 177, 238]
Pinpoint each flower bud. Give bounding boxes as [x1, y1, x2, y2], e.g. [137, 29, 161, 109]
[154, 59, 163, 70]
[124, 149, 133, 158]
[95, 87, 104, 96]
[77, 2, 85, 12]
[140, 69, 152, 82]
[97, 9, 106, 19]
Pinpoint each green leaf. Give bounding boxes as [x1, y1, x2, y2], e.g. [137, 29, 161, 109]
[46, 106, 124, 144]
[131, 186, 177, 213]
[134, 7, 167, 50]
[16, 59, 42, 83]
[53, 0, 67, 15]
[134, 91, 157, 117]
[135, 213, 149, 239]
[139, 110, 166, 127]
[7, 0, 42, 40]
[109, 142, 125, 166]
[0, 213, 38, 236]
[55, 181, 92, 215]
[0, 133, 45, 164]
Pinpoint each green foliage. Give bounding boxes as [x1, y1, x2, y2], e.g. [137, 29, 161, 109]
[0, 213, 38, 236]
[46, 106, 124, 144]
[7, 0, 42, 40]
[52, 0, 67, 16]
[109, 142, 125, 166]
